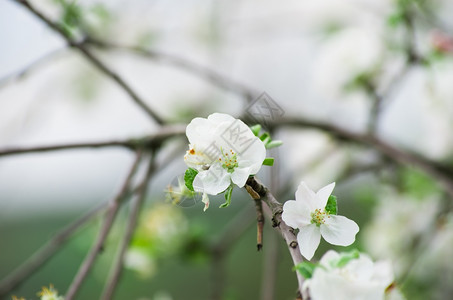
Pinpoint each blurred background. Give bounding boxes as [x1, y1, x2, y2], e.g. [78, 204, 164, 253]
[1, 0, 453, 299]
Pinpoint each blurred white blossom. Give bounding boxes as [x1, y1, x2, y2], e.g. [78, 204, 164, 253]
[303, 250, 394, 300]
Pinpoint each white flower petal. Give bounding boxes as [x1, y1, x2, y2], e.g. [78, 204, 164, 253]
[346, 255, 374, 281]
[238, 137, 266, 174]
[297, 224, 321, 260]
[316, 182, 336, 208]
[295, 181, 318, 211]
[193, 164, 231, 195]
[371, 260, 394, 289]
[282, 200, 311, 229]
[207, 112, 236, 124]
[320, 215, 359, 246]
[186, 117, 213, 145]
[230, 167, 251, 187]
[319, 249, 341, 268]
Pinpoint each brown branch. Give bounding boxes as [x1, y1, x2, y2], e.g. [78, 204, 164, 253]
[100, 153, 157, 300]
[64, 150, 144, 300]
[271, 117, 453, 198]
[12, 0, 164, 125]
[245, 176, 305, 296]
[254, 198, 265, 251]
[0, 202, 105, 297]
[0, 124, 186, 157]
[84, 38, 258, 103]
[209, 205, 256, 300]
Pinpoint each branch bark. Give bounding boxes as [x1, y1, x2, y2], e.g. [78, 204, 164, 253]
[100, 153, 157, 300]
[245, 176, 304, 297]
[0, 124, 186, 157]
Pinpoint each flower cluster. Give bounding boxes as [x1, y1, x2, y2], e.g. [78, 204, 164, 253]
[181, 113, 398, 299]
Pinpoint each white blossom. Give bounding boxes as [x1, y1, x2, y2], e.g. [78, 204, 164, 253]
[184, 113, 266, 200]
[303, 250, 394, 300]
[282, 182, 359, 260]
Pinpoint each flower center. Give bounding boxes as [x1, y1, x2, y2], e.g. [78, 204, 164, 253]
[218, 148, 238, 173]
[311, 208, 328, 226]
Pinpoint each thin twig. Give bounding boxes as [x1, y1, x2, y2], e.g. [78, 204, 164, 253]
[0, 47, 66, 89]
[12, 0, 164, 124]
[209, 205, 256, 300]
[245, 176, 305, 296]
[0, 202, 105, 297]
[84, 38, 258, 103]
[260, 148, 280, 300]
[0, 124, 186, 157]
[254, 198, 265, 251]
[100, 153, 157, 300]
[64, 151, 144, 300]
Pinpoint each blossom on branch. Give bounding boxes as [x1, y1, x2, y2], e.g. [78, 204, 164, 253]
[282, 182, 359, 260]
[301, 250, 395, 300]
[184, 113, 266, 209]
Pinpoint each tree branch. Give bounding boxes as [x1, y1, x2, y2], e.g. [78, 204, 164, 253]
[0, 124, 186, 157]
[0, 202, 105, 297]
[209, 205, 256, 300]
[245, 176, 304, 297]
[270, 117, 453, 198]
[84, 38, 258, 103]
[100, 153, 157, 300]
[64, 150, 144, 300]
[12, 0, 164, 125]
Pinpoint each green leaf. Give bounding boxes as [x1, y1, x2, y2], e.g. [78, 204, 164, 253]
[184, 168, 198, 192]
[250, 124, 262, 136]
[265, 140, 283, 149]
[293, 261, 318, 279]
[219, 185, 233, 208]
[259, 132, 270, 142]
[325, 195, 337, 215]
[262, 158, 274, 166]
[335, 249, 360, 268]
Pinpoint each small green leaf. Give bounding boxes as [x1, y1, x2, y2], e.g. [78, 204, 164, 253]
[262, 158, 274, 166]
[293, 261, 318, 279]
[265, 140, 283, 149]
[250, 124, 261, 136]
[259, 132, 270, 142]
[184, 168, 198, 192]
[219, 185, 233, 208]
[325, 195, 337, 215]
[335, 249, 360, 268]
